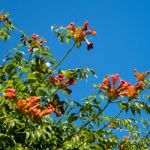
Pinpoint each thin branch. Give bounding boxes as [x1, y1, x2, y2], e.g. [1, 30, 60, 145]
[98, 108, 124, 132]
[48, 42, 76, 76]
[34, 42, 76, 91]
[59, 100, 111, 147]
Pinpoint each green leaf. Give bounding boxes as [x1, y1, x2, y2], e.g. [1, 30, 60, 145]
[26, 71, 45, 80]
[66, 37, 70, 44]
[130, 105, 135, 115]
[68, 113, 78, 123]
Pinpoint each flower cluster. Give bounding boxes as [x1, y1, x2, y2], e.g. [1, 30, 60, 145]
[16, 96, 63, 119]
[4, 88, 16, 100]
[49, 73, 76, 94]
[100, 69, 149, 99]
[20, 33, 46, 52]
[3, 88, 64, 119]
[67, 21, 96, 50]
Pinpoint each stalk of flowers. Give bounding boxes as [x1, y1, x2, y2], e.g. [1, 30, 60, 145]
[100, 70, 149, 100]
[16, 96, 41, 113]
[24, 96, 41, 110]
[38, 104, 55, 117]
[26, 103, 56, 119]
[67, 21, 96, 50]
[16, 96, 59, 119]
[48, 74, 76, 94]
[20, 33, 47, 52]
[4, 88, 17, 100]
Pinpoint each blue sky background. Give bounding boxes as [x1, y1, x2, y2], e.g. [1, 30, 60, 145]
[0, 0, 150, 138]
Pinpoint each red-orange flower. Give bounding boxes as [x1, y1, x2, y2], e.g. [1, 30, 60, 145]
[39, 38, 47, 44]
[100, 72, 148, 100]
[100, 74, 121, 99]
[123, 135, 129, 140]
[111, 74, 120, 85]
[16, 99, 27, 112]
[4, 88, 16, 100]
[67, 21, 96, 50]
[133, 69, 149, 81]
[48, 75, 76, 93]
[31, 34, 39, 40]
[16, 96, 59, 119]
[117, 80, 131, 92]
[55, 74, 65, 81]
[119, 85, 138, 99]
[100, 74, 141, 99]
[39, 104, 55, 117]
[24, 96, 40, 109]
[135, 82, 147, 89]
[29, 103, 42, 118]
[30, 107, 41, 118]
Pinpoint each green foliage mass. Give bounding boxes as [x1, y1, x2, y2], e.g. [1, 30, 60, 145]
[0, 12, 149, 150]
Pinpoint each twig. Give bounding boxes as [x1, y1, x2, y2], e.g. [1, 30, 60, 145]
[34, 42, 76, 91]
[98, 108, 123, 132]
[58, 100, 111, 147]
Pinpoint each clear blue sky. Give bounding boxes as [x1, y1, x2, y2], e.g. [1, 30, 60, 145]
[0, 0, 150, 136]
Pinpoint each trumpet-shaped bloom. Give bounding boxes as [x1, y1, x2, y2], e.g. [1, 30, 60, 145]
[119, 85, 138, 99]
[16, 99, 27, 112]
[100, 72, 147, 100]
[39, 104, 55, 117]
[55, 74, 65, 81]
[24, 96, 40, 109]
[133, 69, 149, 81]
[67, 21, 96, 50]
[49, 74, 76, 93]
[4, 88, 16, 99]
[31, 34, 39, 40]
